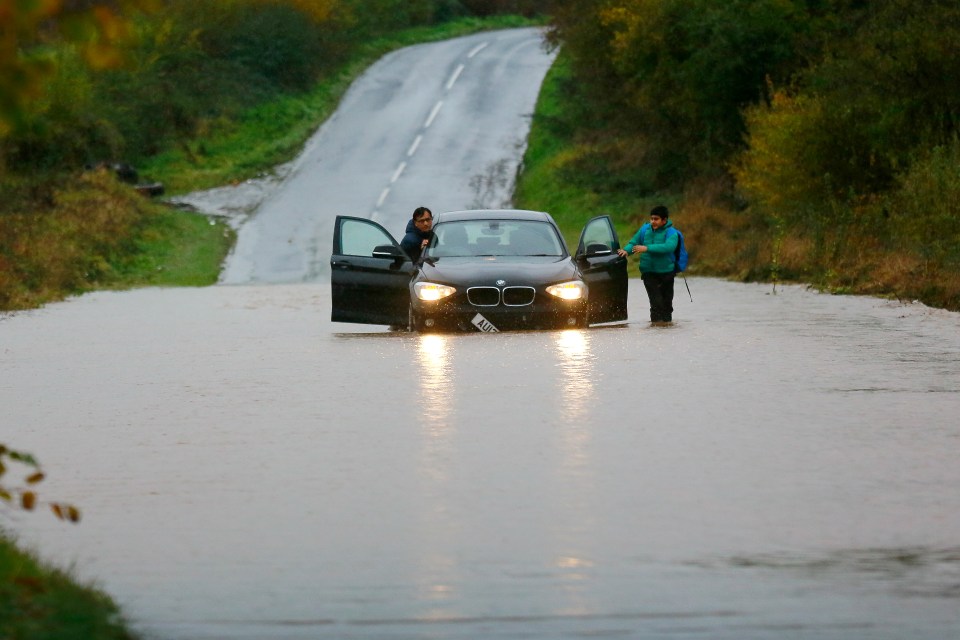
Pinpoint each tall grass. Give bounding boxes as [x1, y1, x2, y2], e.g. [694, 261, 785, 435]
[0, 534, 136, 640]
[0, 169, 232, 310]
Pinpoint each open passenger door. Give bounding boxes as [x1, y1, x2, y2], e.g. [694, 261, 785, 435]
[575, 215, 628, 324]
[330, 216, 415, 326]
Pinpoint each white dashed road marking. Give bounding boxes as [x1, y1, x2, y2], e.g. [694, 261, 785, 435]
[446, 64, 465, 90]
[375, 42, 485, 215]
[468, 42, 488, 58]
[424, 101, 443, 128]
[407, 135, 422, 157]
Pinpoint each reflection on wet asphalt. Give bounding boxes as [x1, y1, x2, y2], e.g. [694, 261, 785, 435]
[3, 279, 960, 639]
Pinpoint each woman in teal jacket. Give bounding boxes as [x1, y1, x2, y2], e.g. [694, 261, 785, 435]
[617, 205, 678, 323]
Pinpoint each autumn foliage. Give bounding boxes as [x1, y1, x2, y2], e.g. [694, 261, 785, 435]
[0, 444, 80, 523]
[546, 0, 960, 308]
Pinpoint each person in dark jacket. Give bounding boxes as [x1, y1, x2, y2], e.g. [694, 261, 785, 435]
[400, 206, 434, 263]
[617, 205, 679, 323]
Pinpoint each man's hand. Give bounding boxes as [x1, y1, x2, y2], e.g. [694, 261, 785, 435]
[617, 246, 646, 257]
[420, 239, 429, 249]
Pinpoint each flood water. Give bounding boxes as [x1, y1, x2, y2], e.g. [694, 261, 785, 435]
[3, 278, 959, 639]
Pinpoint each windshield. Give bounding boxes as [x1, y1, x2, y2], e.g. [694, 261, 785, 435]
[427, 220, 565, 257]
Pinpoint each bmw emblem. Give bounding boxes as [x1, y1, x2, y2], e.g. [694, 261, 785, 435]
[496, 279, 507, 286]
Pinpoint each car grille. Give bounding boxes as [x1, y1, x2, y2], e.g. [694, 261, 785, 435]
[465, 286, 537, 307]
[467, 286, 500, 306]
[502, 286, 536, 306]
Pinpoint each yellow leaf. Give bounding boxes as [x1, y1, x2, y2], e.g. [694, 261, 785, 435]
[51, 503, 64, 519]
[38, 0, 63, 20]
[21, 491, 36, 510]
[67, 506, 81, 522]
[26, 471, 45, 484]
[93, 6, 130, 42]
[84, 42, 123, 69]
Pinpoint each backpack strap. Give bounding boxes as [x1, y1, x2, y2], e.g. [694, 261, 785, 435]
[638, 222, 651, 244]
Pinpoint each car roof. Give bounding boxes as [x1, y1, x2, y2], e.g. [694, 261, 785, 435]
[435, 209, 556, 224]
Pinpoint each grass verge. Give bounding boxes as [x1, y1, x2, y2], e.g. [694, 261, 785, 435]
[107, 205, 235, 289]
[0, 533, 136, 640]
[0, 170, 234, 311]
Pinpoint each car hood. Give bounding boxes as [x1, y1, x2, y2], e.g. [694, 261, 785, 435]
[418, 256, 578, 287]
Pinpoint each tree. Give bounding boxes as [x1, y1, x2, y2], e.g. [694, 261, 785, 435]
[548, 0, 810, 187]
[0, 0, 160, 135]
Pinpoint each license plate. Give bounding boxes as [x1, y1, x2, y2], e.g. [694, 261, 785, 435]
[471, 313, 500, 332]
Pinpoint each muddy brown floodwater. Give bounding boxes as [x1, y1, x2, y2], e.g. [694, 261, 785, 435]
[3, 278, 959, 639]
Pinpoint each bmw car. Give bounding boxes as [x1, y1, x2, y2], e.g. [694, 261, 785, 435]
[330, 209, 628, 332]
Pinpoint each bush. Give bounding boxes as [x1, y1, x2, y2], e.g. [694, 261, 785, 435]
[2, 48, 123, 172]
[889, 139, 960, 271]
[0, 170, 155, 309]
[733, 90, 833, 227]
[0, 538, 133, 640]
[550, 0, 808, 186]
[199, 2, 332, 92]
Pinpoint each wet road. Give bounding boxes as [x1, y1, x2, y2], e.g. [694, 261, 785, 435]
[216, 28, 555, 284]
[3, 279, 960, 639]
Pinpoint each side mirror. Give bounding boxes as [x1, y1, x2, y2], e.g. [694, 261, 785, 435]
[372, 244, 405, 259]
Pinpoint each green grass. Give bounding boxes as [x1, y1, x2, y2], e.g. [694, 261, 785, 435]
[0, 534, 136, 640]
[108, 204, 235, 288]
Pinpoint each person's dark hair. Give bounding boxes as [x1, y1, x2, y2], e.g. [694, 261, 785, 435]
[413, 206, 432, 221]
[650, 205, 669, 219]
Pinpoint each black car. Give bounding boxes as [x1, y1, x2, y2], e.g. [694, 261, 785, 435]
[330, 209, 628, 332]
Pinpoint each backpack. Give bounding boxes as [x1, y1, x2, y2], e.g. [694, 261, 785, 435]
[640, 223, 689, 273]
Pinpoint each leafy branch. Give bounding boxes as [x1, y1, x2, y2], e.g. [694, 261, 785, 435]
[0, 444, 80, 523]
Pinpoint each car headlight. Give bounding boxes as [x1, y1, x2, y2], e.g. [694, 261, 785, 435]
[546, 280, 587, 301]
[414, 282, 457, 301]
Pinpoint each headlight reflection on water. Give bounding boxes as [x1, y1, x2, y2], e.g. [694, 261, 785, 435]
[415, 333, 454, 486]
[413, 333, 462, 605]
[417, 334, 449, 387]
[552, 330, 598, 615]
[416, 334, 452, 426]
[554, 329, 594, 415]
[554, 329, 595, 476]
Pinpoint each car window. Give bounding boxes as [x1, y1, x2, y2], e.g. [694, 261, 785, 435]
[340, 218, 395, 257]
[580, 217, 616, 252]
[431, 220, 564, 257]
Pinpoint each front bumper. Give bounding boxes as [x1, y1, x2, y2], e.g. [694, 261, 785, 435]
[411, 293, 588, 332]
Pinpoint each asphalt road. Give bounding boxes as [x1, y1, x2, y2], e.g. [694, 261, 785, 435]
[220, 27, 555, 284]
